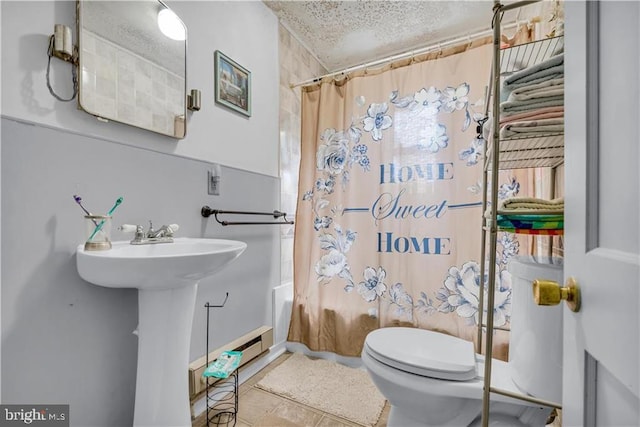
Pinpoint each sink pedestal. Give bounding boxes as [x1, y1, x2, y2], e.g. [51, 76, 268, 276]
[76, 238, 247, 427]
[133, 284, 198, 427]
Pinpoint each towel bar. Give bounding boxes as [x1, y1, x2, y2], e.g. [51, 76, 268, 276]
[201, 206, 294, 226]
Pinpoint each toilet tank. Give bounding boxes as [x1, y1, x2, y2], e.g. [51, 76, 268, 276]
[507, 256, 563, 404]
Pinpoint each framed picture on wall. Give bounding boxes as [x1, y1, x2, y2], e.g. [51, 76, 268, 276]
[214, 50, 251, 117]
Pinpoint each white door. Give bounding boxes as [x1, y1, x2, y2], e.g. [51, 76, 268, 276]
[564, 1, 640, 426]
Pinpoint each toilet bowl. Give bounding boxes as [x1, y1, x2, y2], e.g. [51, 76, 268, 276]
[362, 328, 551, 426]
[362, 256, 563, 427]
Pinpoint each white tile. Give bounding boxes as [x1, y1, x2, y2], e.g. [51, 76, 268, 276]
[135, 74, 152, 95]
[117, 51, 136, 72]
[152, 113, 168, 134]
[81, 69, 97, 92]
[152, 80, 166, 101]
[135, 109, 153, 129]
[150, 66, 167, 86]
[166, 74, 184, 91]
[135, 90, 151, 110]
[136, 58, 152, 78]
[94, 95, 116, 118]
[117, 103, 136, 123]
[117, 69, 135, 89]
[95, 75, 116, 99]
[95, 56, 116, 80]
[81, 31, 96, 54]
[117, 84, 135, 106]
[81, 51, 95, 75]
[94, 38, 116, 62]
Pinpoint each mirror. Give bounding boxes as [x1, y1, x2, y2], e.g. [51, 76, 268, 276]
[77, 0, 187, 138]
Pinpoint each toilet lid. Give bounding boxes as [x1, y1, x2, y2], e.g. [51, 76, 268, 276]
[364, 327, 477, 381]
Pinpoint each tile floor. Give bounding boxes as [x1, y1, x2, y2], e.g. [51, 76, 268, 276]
[193, 352, 562, 427]
[192, 352, 390, 427]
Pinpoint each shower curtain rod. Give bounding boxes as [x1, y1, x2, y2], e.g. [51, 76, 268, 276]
[290, 22, 519, 89]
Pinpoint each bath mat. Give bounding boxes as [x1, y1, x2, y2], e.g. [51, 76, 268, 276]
[256, 352, 385, 426]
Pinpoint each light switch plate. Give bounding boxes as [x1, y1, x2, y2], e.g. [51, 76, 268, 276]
[207, 170, 220, 195]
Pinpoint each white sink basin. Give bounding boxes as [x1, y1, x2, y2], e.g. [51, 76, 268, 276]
[76, 237, 246, 427]
[77, 237, 247, 290]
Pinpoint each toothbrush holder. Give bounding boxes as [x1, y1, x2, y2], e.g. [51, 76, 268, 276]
[84, 215, 112, 251]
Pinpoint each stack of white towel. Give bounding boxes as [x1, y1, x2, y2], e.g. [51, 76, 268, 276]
[497, 53, 565, 139]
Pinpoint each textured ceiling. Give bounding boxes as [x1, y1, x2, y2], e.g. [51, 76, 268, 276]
[264, 1, 500, 72]
[80, 1, 185, 76]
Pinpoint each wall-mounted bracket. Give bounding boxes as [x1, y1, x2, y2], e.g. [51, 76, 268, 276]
[187, 89, 201, 111]
[47, 24, 78, 102]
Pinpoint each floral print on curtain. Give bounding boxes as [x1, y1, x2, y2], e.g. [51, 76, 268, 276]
[290, 44, 530, 358]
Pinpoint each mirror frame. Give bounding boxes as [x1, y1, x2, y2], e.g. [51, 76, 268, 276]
[76, 0, 188, 139]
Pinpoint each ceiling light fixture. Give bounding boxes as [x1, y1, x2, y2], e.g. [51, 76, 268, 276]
[158, 8, 185, 41]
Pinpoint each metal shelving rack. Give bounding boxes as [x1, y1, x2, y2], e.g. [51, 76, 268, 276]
[204, 297, 239, 427]
[478, 2, 565, 426]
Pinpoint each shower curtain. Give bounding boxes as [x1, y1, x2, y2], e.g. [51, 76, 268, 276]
[289, 40, 538, 359]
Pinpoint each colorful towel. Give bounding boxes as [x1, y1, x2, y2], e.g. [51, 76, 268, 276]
[498, 228, 564, 236]
[497, 213, 564, 221]
[496, 214, 564, 231]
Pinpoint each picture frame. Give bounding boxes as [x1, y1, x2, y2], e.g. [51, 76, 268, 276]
[214, 50, 251, 117]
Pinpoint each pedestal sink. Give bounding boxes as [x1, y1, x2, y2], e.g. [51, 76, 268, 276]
[76, 238, 247, 427]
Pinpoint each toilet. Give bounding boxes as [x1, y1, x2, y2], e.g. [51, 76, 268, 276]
[362, 256, 563, 426]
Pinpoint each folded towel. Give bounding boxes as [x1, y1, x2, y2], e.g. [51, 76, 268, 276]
[502, 196, 563, 205]
[504, 53, 564, 88]
[498, 213, 564, 221]
[507, 85, 564, 102]
[499, 118, 564, 138]
[497, 228, 564, 236]
[498, 132, 564, 141]
[500, 197, 564, 212]
[500, 96, 565, 113]
[483, 107, 564, 138]
[499, 106, 564, 125]
[496, 216, 564, 231]
[509, 77, 564, 93]
[501, 65, 564, 99]
[507, 78, 564, 98]
[485, 207, 564, 219]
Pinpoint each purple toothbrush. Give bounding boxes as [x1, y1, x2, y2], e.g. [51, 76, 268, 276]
[73, 195, 99, 226]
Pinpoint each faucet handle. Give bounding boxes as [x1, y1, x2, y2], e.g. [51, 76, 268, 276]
[166, 224, 180, 236]
[119, 224, 145, 243]
[119, 224, 139, 233]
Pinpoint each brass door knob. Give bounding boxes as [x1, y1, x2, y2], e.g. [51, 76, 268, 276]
[532, 277, 581, 312]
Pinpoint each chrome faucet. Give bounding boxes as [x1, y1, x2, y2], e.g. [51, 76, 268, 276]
[119, 221, 179, 245]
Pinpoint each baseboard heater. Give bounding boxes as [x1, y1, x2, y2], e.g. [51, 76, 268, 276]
[188, 325, 273, 399]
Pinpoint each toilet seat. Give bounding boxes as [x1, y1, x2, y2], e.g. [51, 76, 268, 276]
[364, 327, 477, 381]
